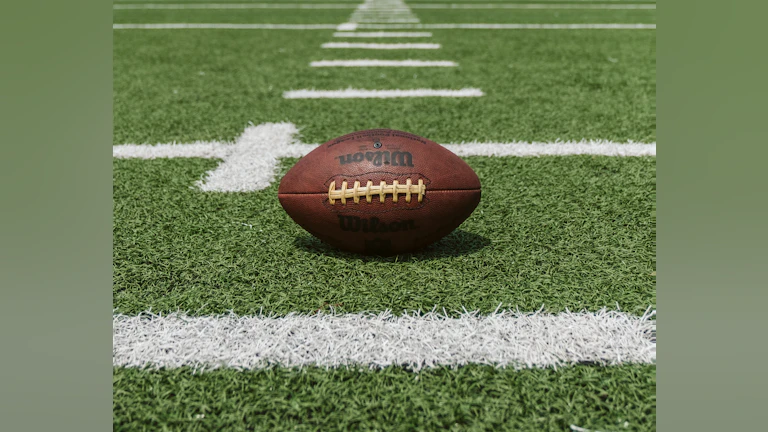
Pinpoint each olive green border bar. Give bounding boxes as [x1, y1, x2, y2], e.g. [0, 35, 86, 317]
[0, 0, 112, 430]
[659, 0, 768, 430]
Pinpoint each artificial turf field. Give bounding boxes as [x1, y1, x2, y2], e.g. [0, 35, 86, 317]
[113, 1, 656, 430]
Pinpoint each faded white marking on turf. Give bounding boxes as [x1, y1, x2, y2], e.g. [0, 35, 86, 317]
[409, 3, 656, 10]
[333, 31, 432, 38]
[283, 88, 482, 98]
[113, 23, 655, 30]
[113, 3, 655, 10]
[349, 0, 421, 25]
[113, 23, 340, 30]
[359, 23, 657, 29]
[322, 42, 440, 49]
[310, 59, 456, 67]
[336, 22, 358, 31]
[113, 308, 656, 371]
[114, 3, 357, 9]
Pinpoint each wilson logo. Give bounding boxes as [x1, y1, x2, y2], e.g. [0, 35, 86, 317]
[336, 151, 413, 167]
[338, 216, 417, 233]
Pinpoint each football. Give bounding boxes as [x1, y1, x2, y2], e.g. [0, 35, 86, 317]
[278, 129, 481, 255]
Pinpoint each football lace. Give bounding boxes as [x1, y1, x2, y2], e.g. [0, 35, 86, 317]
[328, 179, 426, 205]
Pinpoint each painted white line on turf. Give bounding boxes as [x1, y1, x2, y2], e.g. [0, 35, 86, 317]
[336, 22, 358, 31]
[283, 88, 481, 98]
[333, 31, 433, 37]
[196, 123, 309, 192]
[409, 3, 656, 10]
[113, 124, 655, 192]
[358, 23, 657, 29]
[113, 23, 656, 30]
[322, 42, 440, 49]
[114, 123, 308, 192]
[112, 142, 230, 160]
[114, 3, 357, 9]
[443, 141, 656, 157]
[114, 3, 655, 10]
[310, 59, 457, 67]
[113, 23, 339, 30]
[113, 308, 656, 370]
[353, 18, 421, 23]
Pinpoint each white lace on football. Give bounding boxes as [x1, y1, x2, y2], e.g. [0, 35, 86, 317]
[328, 178, 426, 204]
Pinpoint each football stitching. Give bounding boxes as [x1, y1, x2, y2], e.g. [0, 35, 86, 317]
[328, 178, 426, 205]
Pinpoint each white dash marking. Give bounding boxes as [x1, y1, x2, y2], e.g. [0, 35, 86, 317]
[283, 88, 483, 99]
[322, 42, 440, 49]
[353, 18, 421, 23]
[333, 31, 432, 38]
[113, 308, 657, 371]
[310, 59, 456, 67]
[336, 22, 358, 31]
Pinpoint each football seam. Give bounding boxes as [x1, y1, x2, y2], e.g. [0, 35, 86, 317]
[278, 188, 481, 196]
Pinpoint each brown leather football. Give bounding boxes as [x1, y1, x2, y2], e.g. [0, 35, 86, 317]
[278, 129, 481, 255]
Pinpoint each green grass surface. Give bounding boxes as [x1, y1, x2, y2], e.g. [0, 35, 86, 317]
[114, 364, 656, 431]
[113, 6, 656, 429]
[114, 29, 655, 144]
[113, 155, 655, 316]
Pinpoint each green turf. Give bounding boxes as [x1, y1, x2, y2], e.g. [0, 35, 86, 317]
[113, 7, 656, 429]
[113, 29, 655, 144]
[113, 364, 656, 431]
[113, 155, 655, 316]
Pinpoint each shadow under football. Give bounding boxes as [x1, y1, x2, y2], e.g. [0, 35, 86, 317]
[293, 229, 491, 262]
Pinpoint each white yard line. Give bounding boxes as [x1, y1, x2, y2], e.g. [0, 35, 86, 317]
[113, 2, 655, 8]
[113, 123, 655, 192]
[114, 123, 309, 192]
[310, 59, 457, 67]
[333, 31, 433, 37]
[284, 88, 480, 98]
[112, 142, 230, 159]
[113, 23, 656, 30]
[114, 3, 356, 9]
[410, 3, 656, 9]
[442, 141, 657, 157]
[353, 18, 421, 23]
[359, 23, 657, 29]
[113, 308, 656, 370]
[321, 42, 440, 49]
[113, 23, 339, 29]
